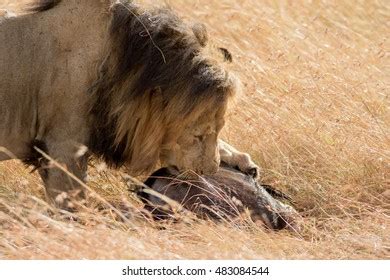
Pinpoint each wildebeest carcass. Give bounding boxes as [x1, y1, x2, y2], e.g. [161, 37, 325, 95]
[135, 164, 301, 231]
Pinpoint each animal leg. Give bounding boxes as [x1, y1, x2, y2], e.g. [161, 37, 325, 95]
[37, 140, 88, 210]
[218, 139, 260, 179]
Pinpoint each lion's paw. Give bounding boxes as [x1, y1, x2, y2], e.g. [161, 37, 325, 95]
[236, 153, 261, 179]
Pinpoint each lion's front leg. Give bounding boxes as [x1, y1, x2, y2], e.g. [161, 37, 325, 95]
[218, 139, 260, 179]
[37, 140, 88, 210]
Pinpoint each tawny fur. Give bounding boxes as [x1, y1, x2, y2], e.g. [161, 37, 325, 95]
[0, 0, 259, 208]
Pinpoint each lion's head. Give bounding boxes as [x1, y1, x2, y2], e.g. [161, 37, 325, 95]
[90, 2, 236, 175]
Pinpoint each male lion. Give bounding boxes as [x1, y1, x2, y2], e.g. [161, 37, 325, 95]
[0, 0, 258, 208]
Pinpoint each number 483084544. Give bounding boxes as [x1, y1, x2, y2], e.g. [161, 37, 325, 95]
[215, 266, 269, 276]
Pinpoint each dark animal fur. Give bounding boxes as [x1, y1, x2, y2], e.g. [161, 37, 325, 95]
[29, 0, 62, 12]
[137, 166, 299, 230]
[89, 2, 234, 168]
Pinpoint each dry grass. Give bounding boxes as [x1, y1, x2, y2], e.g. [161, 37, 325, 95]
[0, 0, 389, 259]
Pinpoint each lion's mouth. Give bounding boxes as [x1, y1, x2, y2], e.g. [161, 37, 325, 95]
[166, 165, 180, 175]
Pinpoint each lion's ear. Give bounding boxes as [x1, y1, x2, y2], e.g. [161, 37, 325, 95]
[192, 23, 208, 47]
[218, 47, 233, 63]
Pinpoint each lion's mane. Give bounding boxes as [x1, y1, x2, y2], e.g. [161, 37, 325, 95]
[88, 2, 236, 174]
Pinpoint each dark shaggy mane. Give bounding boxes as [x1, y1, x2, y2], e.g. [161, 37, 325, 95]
[107, 2, 231, 102]
[88, 2, 235, 170]
[29, 0, 62, 12]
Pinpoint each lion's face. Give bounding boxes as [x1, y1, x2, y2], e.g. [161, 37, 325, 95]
[88, 4, 237, 176]
[160, 106, 226, 175]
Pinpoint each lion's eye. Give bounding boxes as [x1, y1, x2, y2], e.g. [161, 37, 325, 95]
[195, 135, 205, 142]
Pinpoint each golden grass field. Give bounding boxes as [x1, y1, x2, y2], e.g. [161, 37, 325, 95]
[0, 0, 389, 259]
